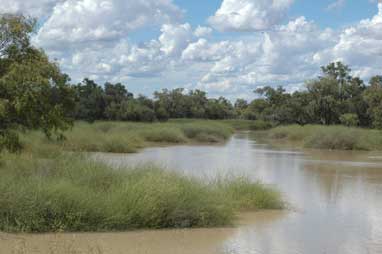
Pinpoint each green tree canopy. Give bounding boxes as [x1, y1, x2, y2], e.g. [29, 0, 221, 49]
[0, 14, 75, 152]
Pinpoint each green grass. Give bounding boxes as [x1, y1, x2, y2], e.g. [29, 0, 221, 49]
[267, 125, 382, 151]
[0, 152, 283, 233]
[219, 120, 273, 131]
[20, 120, 237, 155]
[170, 119, 273, 131]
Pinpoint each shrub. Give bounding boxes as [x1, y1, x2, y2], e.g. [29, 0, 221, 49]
[340, 113, 359, 127]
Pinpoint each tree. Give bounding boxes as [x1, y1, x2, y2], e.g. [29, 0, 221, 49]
[363, 75, 382, 129]
[0, 14, 75, 152]
[234, 99, 248, 118]
[73, 79, 106, 122]
[0, 14, 36, 59]
[104, 82, 131, 105]
[369, 75, 382, 88]
[340, 113, 359, 127]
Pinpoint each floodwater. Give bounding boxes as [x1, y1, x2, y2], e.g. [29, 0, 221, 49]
[2, 132, 382, 254]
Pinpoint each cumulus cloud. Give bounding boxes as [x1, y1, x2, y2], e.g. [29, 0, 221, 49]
[0, 0, 65, 17]
[43, 22, 202, 83]
[17, 0, 382, 99]
[194, 26, 213, 37]
[34, 0, 183, 48]
[314, 3, 382, 78]
[191, 16, 336, 96]
[208, 0, 294, 32]
[159, 23, 193, 56]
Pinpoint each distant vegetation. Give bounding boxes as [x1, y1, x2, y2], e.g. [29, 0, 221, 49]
[22, 120, 235, 154]
[268, 125, 382, 151]
[0, 153, 283, 233]
[70, 63, 382, 130]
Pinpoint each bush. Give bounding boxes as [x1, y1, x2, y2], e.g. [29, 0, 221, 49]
[180, 122, 233, 143]
[340, 113, 359, 127]
[267, 125, 382, 151]
[140, 127, 187, 143]
[304, 127, 359, 150]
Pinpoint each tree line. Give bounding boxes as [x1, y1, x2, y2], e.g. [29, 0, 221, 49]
[72, 79, 236, 122]
[74, 62, 382, 129]
[1, 14, 382, 152]
[244, 62, 382, 129]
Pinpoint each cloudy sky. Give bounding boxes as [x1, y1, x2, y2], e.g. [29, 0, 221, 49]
[1, 0, 381, 99]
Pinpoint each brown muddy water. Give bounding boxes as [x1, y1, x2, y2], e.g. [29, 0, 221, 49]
[2, 132, 382, 254]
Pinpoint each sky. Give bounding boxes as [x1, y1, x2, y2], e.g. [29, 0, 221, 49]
[1, 0, 381, 100]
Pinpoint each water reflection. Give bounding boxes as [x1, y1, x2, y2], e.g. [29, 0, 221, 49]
[92, 132, 382, 254]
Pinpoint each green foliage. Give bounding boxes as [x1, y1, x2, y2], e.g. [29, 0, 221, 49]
[340, 113, 359, 127]
[244, 62, 380, 129]
[363, 76, 382, 129]
[72, 82, 238, 123]
[21, 120, 235, 154]
[0, 14, 74, 153]
[0, 153, 283, 232]
[268, 125, 382, 151]
[73, 79, 106, 122]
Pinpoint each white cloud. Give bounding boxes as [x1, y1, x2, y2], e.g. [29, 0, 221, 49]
[194, 26, 213, 37]
[34, 0, 183, 48]
[192, 16, 336, 96]
[159, 23, 193, 56]
[208, 0, 294, 32]
[314, 3, 382, 78]
[19, 0, 382, 99]
[0, 0, 65, 17]
[326, 0, 346, 11]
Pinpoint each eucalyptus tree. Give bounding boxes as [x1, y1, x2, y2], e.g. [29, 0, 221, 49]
[0, 14, 75, 152]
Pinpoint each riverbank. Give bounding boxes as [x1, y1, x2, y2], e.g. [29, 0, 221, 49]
[0, 153, 283, 233]
[0, 211, 285, 254]
[20, 119, 271, 155]
[266, 125, 382, 151]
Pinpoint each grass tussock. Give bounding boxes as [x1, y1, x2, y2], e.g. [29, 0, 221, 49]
[220, 120, 273, 131]
[0, 153, 283, 233]
[20, 120, 236, 155]
[268, 125, 382, 151]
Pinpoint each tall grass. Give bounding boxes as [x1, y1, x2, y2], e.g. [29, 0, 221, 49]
[219, 120, 273, 131]
[0, 153, 283, 233]
[20, 120, 236, 155]
[268, 125, 382, 151]
[169, 119, 273, 131]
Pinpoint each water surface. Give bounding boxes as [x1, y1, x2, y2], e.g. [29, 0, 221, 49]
[3, 133, 382, 254]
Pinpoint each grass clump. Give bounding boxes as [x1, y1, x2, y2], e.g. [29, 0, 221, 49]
[139, 127, 187, 143]
[180, 122, 234, 143]
[220, 120, 273, 131]
[267, 125, 382, 151]
[219, 177, 284, 210]
[0, 153, 283, 233]
[20, 120, 236, 154]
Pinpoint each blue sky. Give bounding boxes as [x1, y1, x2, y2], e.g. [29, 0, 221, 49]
[2, 0, 381, 99]
[131, 0, 379, 44]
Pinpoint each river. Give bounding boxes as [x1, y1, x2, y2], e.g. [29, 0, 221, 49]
[2, 132, 382, 254]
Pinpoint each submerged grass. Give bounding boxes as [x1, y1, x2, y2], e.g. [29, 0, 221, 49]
[0, 152, 283, 233]
[267, 125, 382, 151]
